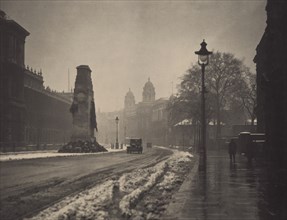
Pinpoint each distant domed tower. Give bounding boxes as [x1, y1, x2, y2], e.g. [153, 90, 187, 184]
[124, 88, 136, 108]
[142, 78, 155, 102]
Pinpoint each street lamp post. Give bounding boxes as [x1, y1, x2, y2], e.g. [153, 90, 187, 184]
[115, 116, 119, 149]
[195, 40, 212, 171]
[124, 125, 126, 146]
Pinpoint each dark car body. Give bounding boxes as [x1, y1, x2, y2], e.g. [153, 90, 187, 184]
[127, 138, 143, 154]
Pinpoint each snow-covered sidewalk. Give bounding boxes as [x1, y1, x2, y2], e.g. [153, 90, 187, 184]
[0, 145, 126, 162]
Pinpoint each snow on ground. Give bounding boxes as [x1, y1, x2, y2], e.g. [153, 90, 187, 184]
[25, 180, 115, 220]
[158, 151, 193, 191]
[119, 160, 167, 217]
[119, 150, 193, 217]
[0, 144, 126, 162]
[119, 162, 162, 193]
[24, 149, 193, 220]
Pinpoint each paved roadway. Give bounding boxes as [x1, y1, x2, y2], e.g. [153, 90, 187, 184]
[0, 147, 172, 220]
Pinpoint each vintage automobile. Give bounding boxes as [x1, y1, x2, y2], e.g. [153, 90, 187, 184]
[238, 132, 266, 160]
[146, 142, 152, 148]
[127, 138, 143, 154]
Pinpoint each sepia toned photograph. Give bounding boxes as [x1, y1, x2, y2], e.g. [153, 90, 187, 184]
[0, 0, 286, 219]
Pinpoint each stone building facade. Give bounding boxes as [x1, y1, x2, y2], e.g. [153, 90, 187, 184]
[96, 78, 169, 147]
[0, 10, 29, 149]
[123, 78, 169, 146]
[123, 89, 137, 139]
[23, 68, 72, 148]
[0, 11, 72, 151]
[254, 0, 287, 162]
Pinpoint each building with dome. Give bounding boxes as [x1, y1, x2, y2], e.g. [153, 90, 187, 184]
[142, 78, 155, 103]
[123, 78, 169, 146]
[123, 88, 137, 139]
[124, 88, 136, 108]
[96, 78, 169, 147]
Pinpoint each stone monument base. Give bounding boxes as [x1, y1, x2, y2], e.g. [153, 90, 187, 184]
[58, 140, 107, 153]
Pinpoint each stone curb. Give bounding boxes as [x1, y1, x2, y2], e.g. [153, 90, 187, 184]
[163, 155, 199, 219]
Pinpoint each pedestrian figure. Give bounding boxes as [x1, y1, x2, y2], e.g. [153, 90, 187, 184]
[228, 139, 237, 163]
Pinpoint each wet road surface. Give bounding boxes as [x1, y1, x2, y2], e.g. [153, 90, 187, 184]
[177, 150, 287, 220]
[0, 147, 172, 220]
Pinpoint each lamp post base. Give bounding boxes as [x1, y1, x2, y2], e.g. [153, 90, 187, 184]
[198, 151, 206, 171]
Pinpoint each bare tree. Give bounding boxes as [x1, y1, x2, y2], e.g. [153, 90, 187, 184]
[167, 65, 215, 127]
[168, 51, 252, 139]
[233, 70, 257, 125]
[205, 52, 247, 138]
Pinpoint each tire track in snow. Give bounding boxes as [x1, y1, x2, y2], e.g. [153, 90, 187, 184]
[20, 148, 172, 220]
[24, 150, 193, 220]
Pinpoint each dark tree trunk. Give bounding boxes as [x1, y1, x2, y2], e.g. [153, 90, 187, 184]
[216, 96, 221, 140]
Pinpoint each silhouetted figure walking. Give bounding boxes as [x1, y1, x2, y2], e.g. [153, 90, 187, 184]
[228, 139, 237, 163]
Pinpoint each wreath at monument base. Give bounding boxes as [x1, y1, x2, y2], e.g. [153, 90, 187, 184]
[58, 140, 107, 153]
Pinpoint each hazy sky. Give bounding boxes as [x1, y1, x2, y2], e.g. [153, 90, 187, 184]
[2, 0, 266, 112]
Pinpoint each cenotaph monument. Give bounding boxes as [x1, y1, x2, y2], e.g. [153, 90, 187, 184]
[70, 65, 97, 141]
[58, 65, 106, 153]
